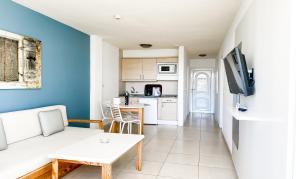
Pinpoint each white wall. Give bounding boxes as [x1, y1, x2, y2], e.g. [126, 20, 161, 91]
[90, 35, 119, 119]
[125, 81, 178, 95]
[217, 0, 291, 179]
[102, 41, 120, 103]
[177, 46, 189, 126]
[290, 0, 300, 178]
[123, 49, 178, 58]
[90, 35, 103, 119]
[189, 59, 216, 69]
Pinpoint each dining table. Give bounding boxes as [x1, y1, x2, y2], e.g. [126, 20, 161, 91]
[110, 103, 148, 134]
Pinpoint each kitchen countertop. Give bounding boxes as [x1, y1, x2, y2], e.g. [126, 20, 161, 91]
[119, 94, 177, 98]
[118, 103, 149, 108]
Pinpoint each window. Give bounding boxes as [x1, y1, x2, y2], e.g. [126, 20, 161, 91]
[0, 37, 19, 82]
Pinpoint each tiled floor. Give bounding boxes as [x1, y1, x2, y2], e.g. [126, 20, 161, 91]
[63, 113, 238, 179]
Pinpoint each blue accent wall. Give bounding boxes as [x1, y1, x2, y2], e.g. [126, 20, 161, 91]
[0, 0, 90, 125]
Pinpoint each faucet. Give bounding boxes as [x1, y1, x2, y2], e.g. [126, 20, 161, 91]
[130, 87, 137, 94]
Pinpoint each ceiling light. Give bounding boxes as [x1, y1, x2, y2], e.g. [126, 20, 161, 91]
[198, 54, 207, 57]
[113, 14, 121, 20]
[140, 44, 152, 48]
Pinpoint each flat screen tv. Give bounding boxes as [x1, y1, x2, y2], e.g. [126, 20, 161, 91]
[223, 47, 254, 96]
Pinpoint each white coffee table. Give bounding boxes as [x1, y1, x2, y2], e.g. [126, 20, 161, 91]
[48, 133, 144, 179]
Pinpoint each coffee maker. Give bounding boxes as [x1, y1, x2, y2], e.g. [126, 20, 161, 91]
[144, 84, 162, 97]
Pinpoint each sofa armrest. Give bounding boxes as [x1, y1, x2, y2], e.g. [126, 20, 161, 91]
[68, 119, 104, 129]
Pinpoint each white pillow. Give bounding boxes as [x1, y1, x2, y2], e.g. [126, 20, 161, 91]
[38, 110, 65, 137]
[0, 118, 8, 150]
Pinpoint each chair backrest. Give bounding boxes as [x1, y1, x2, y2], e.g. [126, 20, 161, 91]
[110, 105, 123, 122]
[100, 102, 111, 120]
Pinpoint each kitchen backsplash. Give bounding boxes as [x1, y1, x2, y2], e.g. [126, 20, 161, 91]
[125, 81, 178, 95]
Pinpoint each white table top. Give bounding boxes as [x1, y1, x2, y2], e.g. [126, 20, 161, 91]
[48, 133, 144, 164]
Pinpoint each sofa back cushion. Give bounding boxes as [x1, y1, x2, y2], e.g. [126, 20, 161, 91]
[0, 105, 68, 144]
[0, 118, 8, 150]
[39, 109, 65, 136]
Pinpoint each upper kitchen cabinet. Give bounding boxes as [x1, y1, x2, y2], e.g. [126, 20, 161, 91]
[157, 57, 178, 63]
[121, 58, 157, 81]
[142, 58, 157, 80]
[122, 59, 143, 81]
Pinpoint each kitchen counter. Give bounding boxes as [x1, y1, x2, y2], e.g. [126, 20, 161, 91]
[118, 103, 149, 108]
[119, 94, 177, 98]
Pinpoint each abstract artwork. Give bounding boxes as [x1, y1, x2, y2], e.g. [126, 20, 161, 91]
[0, 29, 41, 89]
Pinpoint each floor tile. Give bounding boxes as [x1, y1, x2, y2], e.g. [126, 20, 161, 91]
[198, 166, 238, 179]
[122, 160, 163, 175]
[141, 150, 169, 162]
[63, 113, 238, 179]
[199, 154, 234, 169]
[116, 172, 156, 179]
[171, 141, 199, 155]
[166, 153, 199, 165]
[159, 163, 198, 179]
[156, 177, 181, 179]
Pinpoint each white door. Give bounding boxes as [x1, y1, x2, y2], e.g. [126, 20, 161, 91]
[190, 70, 212, 113]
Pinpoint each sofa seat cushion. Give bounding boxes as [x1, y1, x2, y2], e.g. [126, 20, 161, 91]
[0, 127, 101, 179]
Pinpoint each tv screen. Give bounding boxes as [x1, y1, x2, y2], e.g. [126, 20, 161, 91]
[223, 47, 254, 96]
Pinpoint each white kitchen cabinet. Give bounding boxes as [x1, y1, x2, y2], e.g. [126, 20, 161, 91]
[120, 97, 158, 124]
[158, 98, 177, 125]
[138, 98, 158, 124]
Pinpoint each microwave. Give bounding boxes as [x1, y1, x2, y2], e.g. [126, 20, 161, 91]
[157, 63, 177, 74]
[157, 63, 178, 80]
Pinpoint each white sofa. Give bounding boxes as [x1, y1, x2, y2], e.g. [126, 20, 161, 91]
[0, 105, 103, 179]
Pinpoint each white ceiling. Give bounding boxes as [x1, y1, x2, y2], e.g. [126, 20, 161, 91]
[14, 0, 240, 58]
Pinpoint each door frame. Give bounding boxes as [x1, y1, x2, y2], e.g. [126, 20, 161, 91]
[189, 68, 215, 113]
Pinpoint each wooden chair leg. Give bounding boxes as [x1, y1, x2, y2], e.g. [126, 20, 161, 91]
[139, 122, 142, 135]
[109, 120, 114, 133]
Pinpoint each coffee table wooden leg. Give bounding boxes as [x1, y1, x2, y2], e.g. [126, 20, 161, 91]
[102, 164, 112, 179]
[138, 108, 144, 134]
[136, 141, 143, 171]
[52, 159, 58, 179]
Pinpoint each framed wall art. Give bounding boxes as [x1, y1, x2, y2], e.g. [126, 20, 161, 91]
[0, 29, 41, 89]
